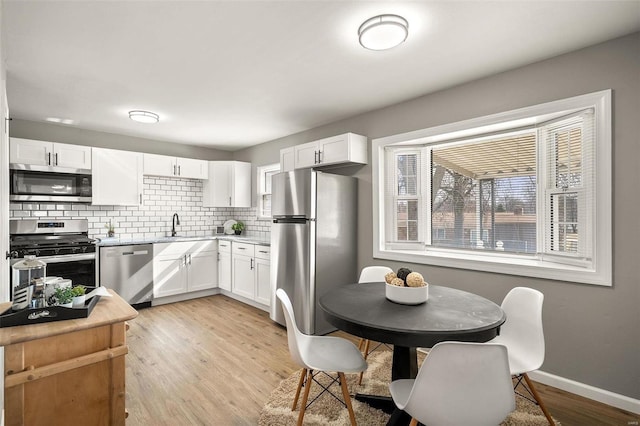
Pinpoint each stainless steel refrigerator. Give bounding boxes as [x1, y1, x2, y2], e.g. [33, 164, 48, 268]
[269, 169, 357, 335]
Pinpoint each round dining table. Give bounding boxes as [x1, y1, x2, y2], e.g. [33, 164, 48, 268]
[319, 282, 506, 425]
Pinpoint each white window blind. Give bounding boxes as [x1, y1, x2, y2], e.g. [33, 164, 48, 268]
[257, 164, 279, 218]
[539, 110, 594, 262]
[385, 148, 426, 248]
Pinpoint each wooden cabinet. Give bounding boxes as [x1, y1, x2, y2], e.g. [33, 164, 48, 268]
[92, 148, 143, 206]
[10, 137, 92, 170]
[0, 290, 137, 426]
[143, 153, 208, 179]
[218, 240, 232, 291]
[288, 133, 368, 169]
[153, 240, 217, 298]
[280, 146, 295, 172]
[202, 161, 251, 207]
[231, 242, 270, 307]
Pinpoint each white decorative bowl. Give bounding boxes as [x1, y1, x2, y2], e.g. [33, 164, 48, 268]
[385, 282, 429, 305]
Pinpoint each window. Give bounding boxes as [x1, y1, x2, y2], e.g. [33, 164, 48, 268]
[373, 90, 611, 286]
[257, 163, 279, 218]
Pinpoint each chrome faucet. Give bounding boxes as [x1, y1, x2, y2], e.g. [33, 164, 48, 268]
[171, 213, 180, 237]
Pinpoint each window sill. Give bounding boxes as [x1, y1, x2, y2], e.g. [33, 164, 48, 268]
[373, 247, 610, 286]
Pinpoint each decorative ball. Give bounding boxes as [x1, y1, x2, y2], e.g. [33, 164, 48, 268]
[390, 277, 405, 287]
[396, 267, 412, 282]
[384, 272, 397, 284]
[406, 272, 425, 287]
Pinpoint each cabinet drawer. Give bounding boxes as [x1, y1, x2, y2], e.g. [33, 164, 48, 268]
[232, 242, 255, 257]
[255, 245, 271, 260]
[218, 240, 232, 253]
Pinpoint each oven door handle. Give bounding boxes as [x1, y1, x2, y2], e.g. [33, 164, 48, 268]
[35, 253, 96, 263]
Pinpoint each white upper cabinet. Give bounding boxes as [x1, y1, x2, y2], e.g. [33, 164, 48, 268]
[92, 148, 143, 206]
[10, 138, 92, 170]
[287, 133, 368, 170]
[176, 157, 208, 179]
[143, 153, 208, 179]
[279, 147, 295, 172]
[202, 161, 251, 207]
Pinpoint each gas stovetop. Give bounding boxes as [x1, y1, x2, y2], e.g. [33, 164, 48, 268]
[9, 219, 96, 258]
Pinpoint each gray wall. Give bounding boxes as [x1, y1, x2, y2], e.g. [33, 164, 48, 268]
[234, 32, 640, 399]
[9, 119, 233, 161]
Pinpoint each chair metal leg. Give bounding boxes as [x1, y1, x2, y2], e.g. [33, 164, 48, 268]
[523, 373, 555, 425]
[292, 368, 307, 411]
[297, 369, 313, 426]
[338, 372, 357, 426]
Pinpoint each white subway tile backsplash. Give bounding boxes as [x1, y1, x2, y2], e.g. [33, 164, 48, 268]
[9, 175, 271, 241]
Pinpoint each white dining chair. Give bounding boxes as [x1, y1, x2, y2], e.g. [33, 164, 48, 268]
[389, 341, 515, 426]
[488, 286, 554, 425]
[276, 288, 367, 426]
[357, 265, 394, 385]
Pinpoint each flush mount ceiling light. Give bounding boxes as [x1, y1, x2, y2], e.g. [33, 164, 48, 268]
[128, 110, 159, 124]
[358, 14, 409, 51]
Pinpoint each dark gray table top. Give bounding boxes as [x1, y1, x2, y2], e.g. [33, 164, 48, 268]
[319, 283, 506, 348]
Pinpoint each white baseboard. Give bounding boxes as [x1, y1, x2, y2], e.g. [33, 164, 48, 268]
[529, 370, 640, 415]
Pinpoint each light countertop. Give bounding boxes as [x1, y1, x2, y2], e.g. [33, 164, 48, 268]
[96, 234, 270, 247]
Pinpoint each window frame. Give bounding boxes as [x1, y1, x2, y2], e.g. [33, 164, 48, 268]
[257, 163, 280, 220]
[372, 90, 611, 286]
[385, 147, 427, 250]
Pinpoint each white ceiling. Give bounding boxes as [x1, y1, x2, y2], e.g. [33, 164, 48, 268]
[4, 1, 639, 151]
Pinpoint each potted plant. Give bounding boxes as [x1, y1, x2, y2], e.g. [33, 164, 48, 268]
[71, 285, 87, 307]
[53, 286, 75, 308]
[231, 221, 245, 235]
[104, 219, 115, 238]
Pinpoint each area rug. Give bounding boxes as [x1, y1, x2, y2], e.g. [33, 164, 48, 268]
[258, 349, 558, 425]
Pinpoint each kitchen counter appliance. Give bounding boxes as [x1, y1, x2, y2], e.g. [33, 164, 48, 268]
[99, 244, 153, 308]
[269, 169, 357, 335]
[9, 219, 97, 300]
[10, 166, 92, 203]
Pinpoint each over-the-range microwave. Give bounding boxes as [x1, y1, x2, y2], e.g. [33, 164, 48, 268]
[10, 164, 92, 203]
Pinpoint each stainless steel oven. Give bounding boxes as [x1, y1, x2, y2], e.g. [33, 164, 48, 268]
[9, 219, 97, 300]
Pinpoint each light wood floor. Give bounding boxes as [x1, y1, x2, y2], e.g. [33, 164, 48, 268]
[125, 295, 638, 425]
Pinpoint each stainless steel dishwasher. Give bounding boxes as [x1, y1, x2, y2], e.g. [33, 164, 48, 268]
[99, 244, 153, 308]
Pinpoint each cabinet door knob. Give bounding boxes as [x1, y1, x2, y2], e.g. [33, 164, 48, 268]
[178, 165, 181, 176]
[173, 164, 177, 175]
[55, 153, 59, 166]
[47, 152, 51, 165]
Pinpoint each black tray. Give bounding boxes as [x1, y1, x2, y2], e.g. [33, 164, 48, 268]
[0, 290, 101, 328]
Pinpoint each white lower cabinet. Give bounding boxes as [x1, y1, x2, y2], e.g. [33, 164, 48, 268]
[255, 256, 271, 306]
[231, 242, 271, 307]
[218, 240, 232, 291]
[232, 249, 255, 299]
[153, 241, 217, 298]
